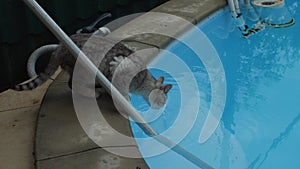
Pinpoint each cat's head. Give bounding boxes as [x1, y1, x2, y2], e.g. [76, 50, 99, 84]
[148, 77, 172, 109]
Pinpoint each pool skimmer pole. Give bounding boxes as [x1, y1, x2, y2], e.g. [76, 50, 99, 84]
[21, 0, 214, 168]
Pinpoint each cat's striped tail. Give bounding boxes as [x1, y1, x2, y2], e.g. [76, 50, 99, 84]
[12, 54, 60, 91]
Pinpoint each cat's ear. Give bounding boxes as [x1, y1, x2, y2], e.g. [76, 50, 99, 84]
[163, 84, 172, 93]
[156, 76, 164, 86]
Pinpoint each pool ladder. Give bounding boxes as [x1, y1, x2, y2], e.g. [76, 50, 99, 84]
[227, 0, 255, 37]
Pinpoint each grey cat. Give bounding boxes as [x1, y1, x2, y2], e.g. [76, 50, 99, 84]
[13, 34, 172, 109]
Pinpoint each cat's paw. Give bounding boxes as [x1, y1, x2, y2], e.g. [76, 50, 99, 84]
[109, 55, 125, 72]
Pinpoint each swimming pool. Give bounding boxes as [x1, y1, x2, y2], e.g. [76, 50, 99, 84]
[130, 1, 300, 168]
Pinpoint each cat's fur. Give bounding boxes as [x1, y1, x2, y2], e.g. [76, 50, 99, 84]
[13, 34, 172, 109]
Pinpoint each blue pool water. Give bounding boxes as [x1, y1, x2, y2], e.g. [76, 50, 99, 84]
[130, 1, 300, 169]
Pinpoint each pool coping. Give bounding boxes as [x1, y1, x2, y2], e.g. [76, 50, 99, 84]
[107, 0, 226, 63]
[35, 0, 227, 169]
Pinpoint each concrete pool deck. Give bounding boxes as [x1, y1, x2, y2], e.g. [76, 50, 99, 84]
[0, 0, 226, 168]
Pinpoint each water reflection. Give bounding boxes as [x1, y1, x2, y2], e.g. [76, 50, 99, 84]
[235, 31, 300, 112]
[204, 5, 300, 167]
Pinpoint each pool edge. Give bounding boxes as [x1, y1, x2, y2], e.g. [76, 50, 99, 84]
[34, 0, 228, 169]
[108, 0, 227, 60]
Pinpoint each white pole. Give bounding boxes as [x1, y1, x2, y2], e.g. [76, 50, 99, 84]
[21, 0, 156, 135]
[21, 0, 214, 168]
